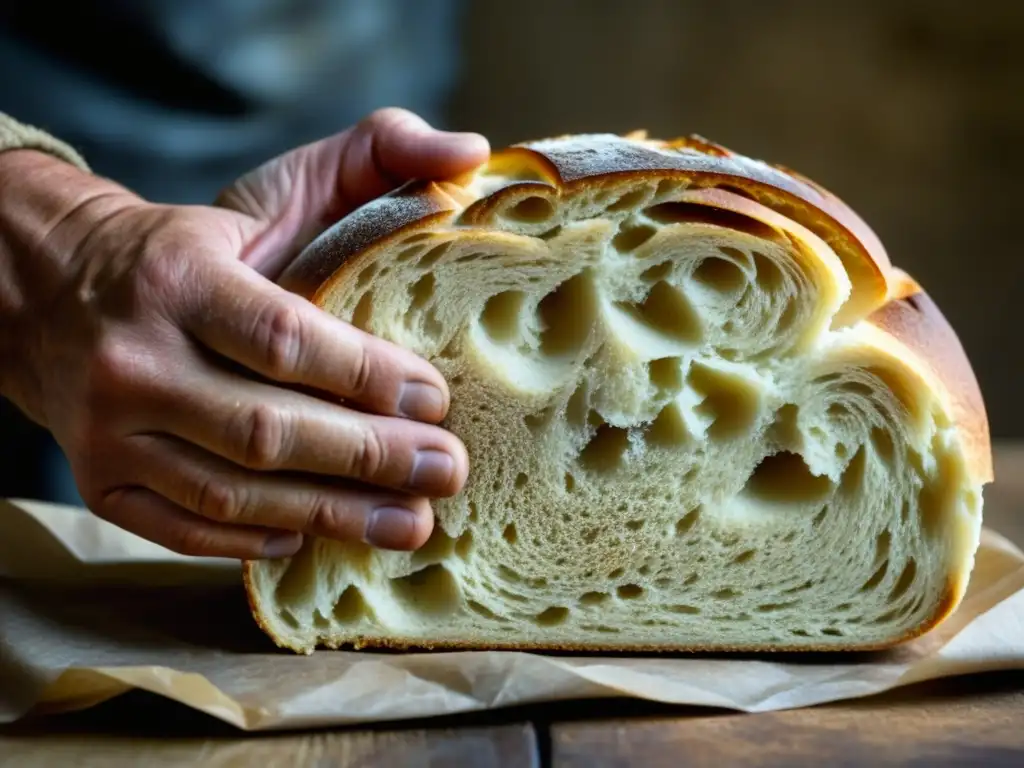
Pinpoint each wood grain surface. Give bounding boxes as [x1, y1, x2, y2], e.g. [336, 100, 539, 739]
[0, 719, 539, 768]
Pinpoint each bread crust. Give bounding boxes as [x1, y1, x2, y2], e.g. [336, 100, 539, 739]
[242, 560, 958, 655]
[281, 133, 893, 325]
[866, 272, 992, 484]
[254, 131, 991, 656]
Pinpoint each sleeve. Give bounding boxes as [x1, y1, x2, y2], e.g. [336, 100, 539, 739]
[0, 112, 90, 172]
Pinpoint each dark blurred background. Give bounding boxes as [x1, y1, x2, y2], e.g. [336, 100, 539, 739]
[1, 0, 1020, 504]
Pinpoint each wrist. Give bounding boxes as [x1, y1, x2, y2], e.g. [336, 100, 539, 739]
[0, 149, 134, 419]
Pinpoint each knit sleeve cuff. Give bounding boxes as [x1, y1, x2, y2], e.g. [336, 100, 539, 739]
[0, 112, 90, 172]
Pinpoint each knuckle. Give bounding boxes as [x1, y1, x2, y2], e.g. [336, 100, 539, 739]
[137, 239, 190, 293]
[195, 474, 245, 523]
[173, 525, 220, 558]
[306, 497, 345, 536]
[84, 337, 139, 406]
[229, 403, 289, 469]
[343, 341, 374, 396]
[253, 302, 306, 380]
[351, 424, 388, 481]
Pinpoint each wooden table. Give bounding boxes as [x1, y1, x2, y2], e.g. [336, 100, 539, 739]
[3, 444, 1024, 767]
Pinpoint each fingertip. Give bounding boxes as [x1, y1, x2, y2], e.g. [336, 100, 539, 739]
[364, 500, 435, 550]
[263, 531, 304, 558]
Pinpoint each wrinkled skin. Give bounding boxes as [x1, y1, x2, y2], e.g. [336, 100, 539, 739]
[0, 108, 490, 560]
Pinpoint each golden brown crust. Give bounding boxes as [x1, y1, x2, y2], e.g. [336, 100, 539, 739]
[278, 132, 893, 324]
[867, 270, 993, 483]
[278, 180, 461, 300]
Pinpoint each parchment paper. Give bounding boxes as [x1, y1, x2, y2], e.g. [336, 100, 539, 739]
[2, 497, 1023, 730]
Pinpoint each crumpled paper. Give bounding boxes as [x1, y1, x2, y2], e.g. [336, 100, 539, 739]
[2, 497, 1023, 731]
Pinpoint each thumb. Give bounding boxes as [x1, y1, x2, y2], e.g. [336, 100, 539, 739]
[216, 107, 490, 278]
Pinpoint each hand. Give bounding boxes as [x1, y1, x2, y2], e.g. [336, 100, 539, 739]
[0, 108, 490, 560]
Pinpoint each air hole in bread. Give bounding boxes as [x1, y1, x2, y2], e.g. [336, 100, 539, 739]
[648, 357, 683, 393]
[756, 601, 797, 613]
[821, 627, 844, 637]
[783, 580, 814, 594]
[617, 584, 644, 599]
[273, 543, 319, 609]
[668, 604, 701, 615]
[455, 531, 474, 559]
[607, 189, 650, 213]
[467, 501, 479, 523]
[889, 558, 917, 602]
[752, 251, 785, 292]
[391, 564, 460, 617]
[579, 423, 631, 474]
[515, 472, 529, 489]
[861, 559, 889, 592]
[538, 225, 563, 240]
[506, 195, 555, 223]
[614, 280, 703, 345]
[645, 403, 690, 448]
[467, 600, 500, 620]
[875, 530, 892, 561]
[693, 253, 747, 296]
[537, 271, 597, 357]
[480, 290, 527, 345]
[839, 381, 875, 398]
[524, 406, 554, 434]
[351, 291, 374, 332]
[612, 223, 658, 252]
[675, 508, 701, 536]
[418, 242, 450, 269]
[396, 244, 422, 263]
[839, 447, 868, 496]
[502, 523, 518, 545]
[608, 567, 626, 579]
[411, 526, 457, 569]
[743, 451, 833, 505]
[654, 179, 684, 199]
[332, 584, 372, 624]
[712, 588, 741, 599]
[811, 506, 829, 527]
[626, 519, 645, 531]
[579, 591, 609, 606]
[355, 263, 378, 289]
[534, 606, 570, 626]
[645, 201, 769, 240]
[689, 362, 763, 440]
[498, 565, 522, 583]
[732, 549, 756, 565]
[790, 628, 811, 637]
[564, 472, 576, 492]
[639, 261, 673, 283]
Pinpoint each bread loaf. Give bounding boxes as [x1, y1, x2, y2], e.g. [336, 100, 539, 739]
[243, 132, 992, 655]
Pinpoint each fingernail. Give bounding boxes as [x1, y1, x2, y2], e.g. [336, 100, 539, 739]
[409, 449, 455, 491]
[365, 507, 418, 549]
[264, 533, 302, 558]
[398, 382, 445, 421]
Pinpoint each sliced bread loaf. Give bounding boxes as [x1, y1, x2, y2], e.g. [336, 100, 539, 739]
[244, 132, 992, 655]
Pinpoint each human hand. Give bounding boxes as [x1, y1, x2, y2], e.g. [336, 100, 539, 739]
[0, 108, 489, 560]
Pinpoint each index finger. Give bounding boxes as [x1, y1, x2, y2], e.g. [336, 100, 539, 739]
[187, 259, 450, 423]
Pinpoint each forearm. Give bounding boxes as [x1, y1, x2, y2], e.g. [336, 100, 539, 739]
[0, 147, 132, 420]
